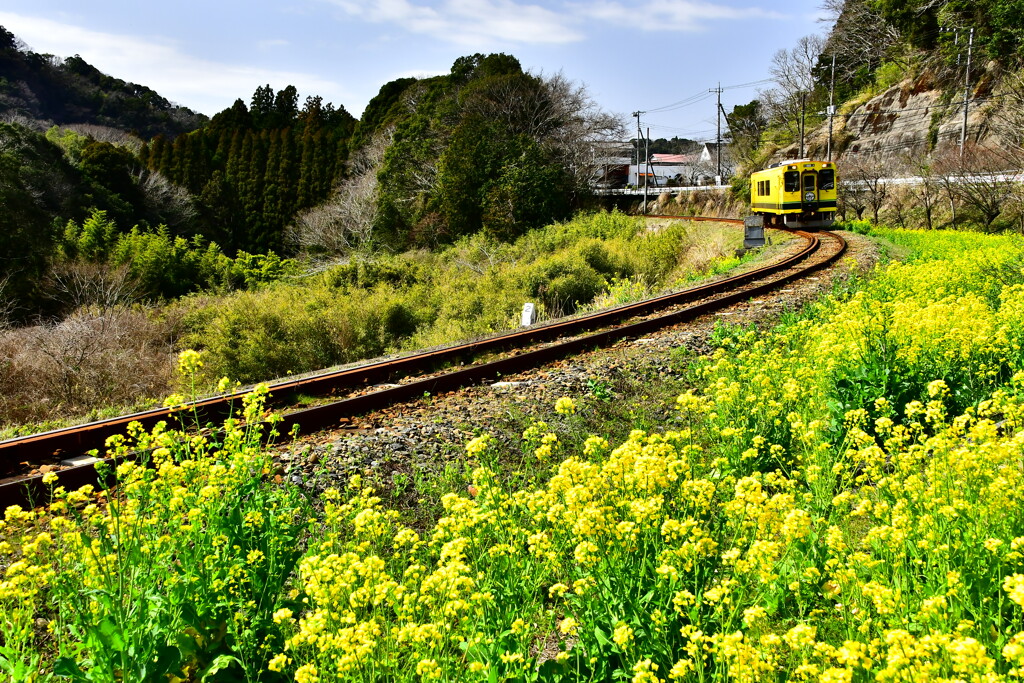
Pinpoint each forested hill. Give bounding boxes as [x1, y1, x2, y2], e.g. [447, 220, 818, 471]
[0, 26, 206, 138]
[141, 87, 357, 254]
[0, 24, 622, 324]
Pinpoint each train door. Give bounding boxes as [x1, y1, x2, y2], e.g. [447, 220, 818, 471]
[801, 172, 817, 209]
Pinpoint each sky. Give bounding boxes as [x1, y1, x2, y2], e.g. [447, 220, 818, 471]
[0, 0, 829, 143]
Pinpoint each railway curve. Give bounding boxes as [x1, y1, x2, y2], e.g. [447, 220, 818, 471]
[0, 220, 847, 508]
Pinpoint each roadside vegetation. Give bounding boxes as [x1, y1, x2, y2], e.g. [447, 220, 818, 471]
[0, 211, 743, 435]
[6, 227, 1024, 681]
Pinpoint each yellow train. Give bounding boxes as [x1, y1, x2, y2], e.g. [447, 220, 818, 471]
[749, 159, 837, 229]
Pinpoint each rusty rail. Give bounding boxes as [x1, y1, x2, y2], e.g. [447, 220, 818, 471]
[1, 224, 847, 508]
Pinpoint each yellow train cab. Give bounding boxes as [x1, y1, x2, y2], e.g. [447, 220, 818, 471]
[749, 159, 837, 229]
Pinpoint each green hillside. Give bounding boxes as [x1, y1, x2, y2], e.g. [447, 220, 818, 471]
[0, 26, 205, 138]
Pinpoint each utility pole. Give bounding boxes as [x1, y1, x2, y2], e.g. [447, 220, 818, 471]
[632, 110, 647, 214]
[711, 83, 723, 182]
[827, 53, 836, 161]
[646, 126, 651, 202]
[961, 27, 974, 156]
[943, 26, 974, 156]
[799, 92, 807, 159]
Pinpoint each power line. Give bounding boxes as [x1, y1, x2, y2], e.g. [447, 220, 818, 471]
[645, 91, 714, 114]
[828, 94, 1007, 119]
[721, 78, 774, 90]
[646, 123, 717, 137]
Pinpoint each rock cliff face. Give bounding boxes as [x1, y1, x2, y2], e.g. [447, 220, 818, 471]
[777, 62, 1010, 166]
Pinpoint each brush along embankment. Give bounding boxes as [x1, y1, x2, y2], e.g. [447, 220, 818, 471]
[11, 229, 1024, 681]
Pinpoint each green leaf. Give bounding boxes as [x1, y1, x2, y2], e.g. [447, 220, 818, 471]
[53, 657, 89, 680]
[201, 654, 243, 682]
[536, 659, 564, 681]
[97, 617, 125, 652]
[154, 645, 183, 676]
[174, 632, 199, 661]
[0, 646, 39, 680]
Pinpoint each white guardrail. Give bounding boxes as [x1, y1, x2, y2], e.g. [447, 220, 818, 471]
[595, 183, 731, 195]
[594, 172, 1024, 196]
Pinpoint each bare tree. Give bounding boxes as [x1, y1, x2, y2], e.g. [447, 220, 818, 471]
[136, 168, 198, 231]
[899, 147, 942, 230]
[935, 144, 1020, 232]
[991, 67, 1024, 167]
[842, 154, 889, 223]
[819, 0, 902, 79]
[534, 72, 627, 199]
[287, 129, 394, 255]
[885, 185, 916, 229]
[0, 274, 14, 330]
[762, 34, 827, 152]
[47, 261, 139, 313]
[1007, 182, 1024, 235]
[838, 178, 868, 220]
[23, 307, 175, 416]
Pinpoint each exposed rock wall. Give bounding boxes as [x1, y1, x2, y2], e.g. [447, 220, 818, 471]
[776, 62, 1010, 167]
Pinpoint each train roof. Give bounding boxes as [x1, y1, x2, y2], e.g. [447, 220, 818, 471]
[765, 159, 833, 170]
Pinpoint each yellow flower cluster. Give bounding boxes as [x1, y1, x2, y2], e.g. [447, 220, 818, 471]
[263, 231, 1024, 681]
[0, 384, 308, 680]
[7, 229, 1024, 682]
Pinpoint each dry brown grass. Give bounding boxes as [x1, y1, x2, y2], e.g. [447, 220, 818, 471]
[675, 223, 738, 274]
[0, 306, 178, 428]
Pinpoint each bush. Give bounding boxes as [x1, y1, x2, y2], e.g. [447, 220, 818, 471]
[58, 209, 301, 302]
[835, 218, 874, 234]
[178, 211, 739, 386]
[0, 306, 176, 427]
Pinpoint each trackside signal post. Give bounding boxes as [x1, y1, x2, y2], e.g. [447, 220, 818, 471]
[743, 216, 766, 248]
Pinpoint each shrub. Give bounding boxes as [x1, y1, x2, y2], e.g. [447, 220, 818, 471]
[0, 306, 176, 427]
[835, 218, 874, 234]
[177, 211, 737, 386]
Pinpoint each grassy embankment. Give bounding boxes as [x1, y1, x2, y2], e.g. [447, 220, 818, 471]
[0, 211, 743, 437]
[7, 228, 1024, 681]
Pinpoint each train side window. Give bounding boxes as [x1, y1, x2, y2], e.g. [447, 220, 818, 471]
[819, 169, 835, 190]
[784, 171, 799, 192]
[766, 180, 771, 195]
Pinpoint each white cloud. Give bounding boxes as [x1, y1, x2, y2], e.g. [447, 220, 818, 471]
[578, 0, 782, 31]
[326, 0, 583, 46]
[0, 12, 351, 115]
[258, 38, 291, 49]
[324, 0, 782, 45]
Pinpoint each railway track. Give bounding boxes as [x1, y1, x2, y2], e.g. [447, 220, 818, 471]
[0, 221, 847, 509]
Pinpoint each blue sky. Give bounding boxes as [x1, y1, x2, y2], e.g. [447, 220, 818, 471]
[0, 0, 827, 142]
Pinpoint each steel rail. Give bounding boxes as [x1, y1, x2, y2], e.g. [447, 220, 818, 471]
[1, 224, 847, 509]
[0, 217, 764, 468]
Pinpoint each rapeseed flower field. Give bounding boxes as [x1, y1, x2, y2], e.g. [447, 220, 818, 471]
[5, 228, 1024, 681]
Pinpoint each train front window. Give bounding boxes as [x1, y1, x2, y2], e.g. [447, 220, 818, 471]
[819, 169, 835, 190]
[803, 174, 816, 192]
[784, 171, 799, 192]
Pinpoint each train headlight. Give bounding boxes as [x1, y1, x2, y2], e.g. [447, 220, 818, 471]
[804, 191, 815, 202]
